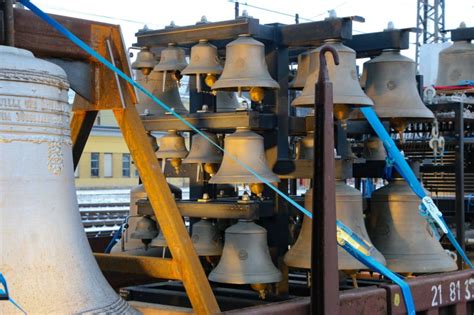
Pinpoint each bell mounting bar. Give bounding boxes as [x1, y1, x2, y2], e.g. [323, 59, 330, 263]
[344, 27, 419, 58]
[135, 17, 275, 47]
[280, 16, 364, 46]
[447, 26, 474, 42]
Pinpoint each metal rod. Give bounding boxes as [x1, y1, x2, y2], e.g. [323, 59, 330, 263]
[311, 45, 340, 314]
[455, 102, 465, 269]
[4, 0, 14, 46]
[235, 1, 239, 19]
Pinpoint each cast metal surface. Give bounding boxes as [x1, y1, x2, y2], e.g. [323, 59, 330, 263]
[369, 177, 457, 273]
[435, 39, 474, 86]
[212, 35, 279, 91]
[216, 91, 241, 111]
[208, 220, 282, 284]
[182, 131, 222, 164]
[131, 47, 156, 72]
[209, 127, 280, 184]
[0, 45, 135, 314]
[182, 39, 222, 76]
[153, 43, 187, 72]
[289, 50, 311, 89]
[155, 130, 188, 159]
[191, 219, 223, 256]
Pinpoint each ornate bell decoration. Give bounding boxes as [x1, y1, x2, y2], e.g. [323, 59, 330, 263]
[153, 43, 187, 92]
[131, 47, 156, 75]
[0, 46, 135, 313]
[155, 130, 188, 173]
[209, 220, 282, 297]
[369, 174, 457, 273]
[292, 40, 373, 121]
[362, 50, 434, 133]
[191, 219, 223, 256]
[135, 69, 188, 116]
[130, 216, 159, 248]
[216, 91, 241, 111]
[362, 136, 387, 161]
[182, 39, 223, 92]
[212, 35, 279, 103]
[289, 50, 311, 89]
[284, 161, 386, 271]
[296, 131, 314, 160]
[182, 131, 222, 176]
[436, 25, 474, 86]
[209, 127, 280, 185]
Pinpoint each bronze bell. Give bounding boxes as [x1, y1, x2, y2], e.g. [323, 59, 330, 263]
[284, 178, 386, 271]
[153, 43, 187, 72]
[155, 130, 188, 173]
[436, 25, 474, 86]
[216, 91, 241, 112]
[209, 220, 282, 285]
[296, 131, 314, 160]
[359, 61, 368, 89]
[183, 131, 222, 175]
[362, 50, 434, 132]
[182, 39, 223, 92]
[135, 69, 188, 116]
[212, 34, 279, 102]
[209, 127, 280, 184]
[0, 46, 136, 313]
[130, 216, 159, 243]
[191, 219, 223, 256]
[289, 50, 311, 89]
[362, 136, 386, 161]
[369, 176, 457, 273]
[131, 47, 156, 75]
[292, 40, 373, 121]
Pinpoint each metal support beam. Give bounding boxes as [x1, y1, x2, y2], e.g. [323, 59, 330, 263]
[455, 103, 465, 269]
[312, 46, 339, 314]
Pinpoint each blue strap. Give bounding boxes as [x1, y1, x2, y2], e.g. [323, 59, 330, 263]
[104, 224, 123, 254]
[19, 2, 416, 313]
[0, 273, 27, 314]
[383, 156, 394, 180]
[360, 107, 473, 268]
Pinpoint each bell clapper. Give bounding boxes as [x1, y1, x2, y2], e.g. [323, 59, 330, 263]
[203, 163, 219, 176]
[251, 283, 269, 300]
[250, 87, 265, 103]
[205, 73, 217, 87]
[250, 183, 265, 199]
[170, 158, 182, 174]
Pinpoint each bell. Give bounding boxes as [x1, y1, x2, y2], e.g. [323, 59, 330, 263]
[436, 25, 474, 86]
[135, 69, 188, 116]
[0, 46, 136, 313]
[182, 39, 222, 92]
[369, 175, 457, 273]
[155, 130, 188, 173]
[362, 50, 434, 132]
[359, 61, 368, 89]
[131, 47, 156, 75]
[289, 50, 311, 89]
[212, 34, 279, 102]
[296, 131, 314, 160]
[130, 216, 159, 241]
[150, 229, 167, 248]
[191, 219, 223, 256]
[209, 127, 280, 184]
[362, 136, 387, 161]
[209, 220, 282, 285]
[153, 42, 187, 72]
[183, 131, 222, 175]
[284, 161, 385, 271]
[216, 91, 241, 111]
[292, 40, 373, 121]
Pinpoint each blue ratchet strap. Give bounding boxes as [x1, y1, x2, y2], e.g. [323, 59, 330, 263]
[0, 273, 27, 314]
[383, 155, 395, 180]
[104, 224, 123, 254]
[20, 1, 416, 313]
[361, 107, 473, 268]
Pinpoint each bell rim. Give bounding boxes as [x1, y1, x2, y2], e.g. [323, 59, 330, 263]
[181, 65, 223, 75]
[212, 78, 280, 90]
[209, 174, 280, 184]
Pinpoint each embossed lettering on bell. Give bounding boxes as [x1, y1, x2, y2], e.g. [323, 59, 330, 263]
[0, 46, 137, 314]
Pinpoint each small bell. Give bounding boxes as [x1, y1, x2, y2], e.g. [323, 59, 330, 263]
[369, 171, 457, 273]
[362, 136, 387, 161]
[131, 47, 156, 75]
[130, 216, 159, 248]
[209, 127, 280, 184]
[153, 43, 187, 92]
[292, 40, 373, 121]
[182, 39, 222, 92]
[359, 61, 368, 89]
[436, 24, 474, 86]
[209, 220, 282, 297]
[212, 35, 279, 103]
[182, 131, 222, 176]
[296, 131, 314, 160]
[191, 219, 223, 256]
[155, 130, 188, 173]
[289, 51, 311, 89]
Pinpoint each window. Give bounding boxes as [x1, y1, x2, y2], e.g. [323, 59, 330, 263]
[104, 153, 113, 177]
[122, 153, 131, 177]
[90, 153, 100, 177]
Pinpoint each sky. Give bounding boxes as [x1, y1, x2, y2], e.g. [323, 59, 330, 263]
[30, 0, 474, 52]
